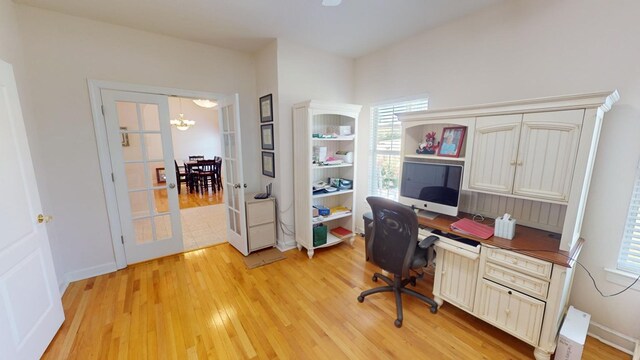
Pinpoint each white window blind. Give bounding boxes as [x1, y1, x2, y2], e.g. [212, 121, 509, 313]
[369, 98, 428, 199]
[618, 166, 640, 274]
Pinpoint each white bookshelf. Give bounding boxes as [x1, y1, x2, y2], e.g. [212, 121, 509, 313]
[293, 100, 362, 259]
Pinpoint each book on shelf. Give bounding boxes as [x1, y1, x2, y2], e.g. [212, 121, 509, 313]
[329, 206, 351, 216]
[330, 226, 353, 239]
[450, 218, 494, 239]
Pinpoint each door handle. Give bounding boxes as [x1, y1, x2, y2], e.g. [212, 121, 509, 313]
[234, 183, 241, 189]
[168, 183, 176, 189]
[37, 214, 53, 224]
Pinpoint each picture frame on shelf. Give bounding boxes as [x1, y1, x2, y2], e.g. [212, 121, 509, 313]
[260, 94, 273, 123]
[437, 126, 466, 157]
[120, 127, 130, 147]
[262, 151, 275, 177]
[155, 167, 166, 184]
[261, 124, 274, 150]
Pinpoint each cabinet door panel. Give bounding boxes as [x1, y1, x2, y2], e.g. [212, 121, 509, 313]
[514, 110, 583, 202]
[469, 115, 522, 194]
[438, 247, 479, 311]
[476, 279, 545, 346]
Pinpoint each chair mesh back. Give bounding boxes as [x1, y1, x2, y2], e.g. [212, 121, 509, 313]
[366, 196, 418, 277]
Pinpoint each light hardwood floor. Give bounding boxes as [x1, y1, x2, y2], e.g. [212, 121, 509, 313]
[43, 237, 630, 359]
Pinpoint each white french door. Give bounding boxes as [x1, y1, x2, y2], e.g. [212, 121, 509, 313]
[0, 60, 64, 358]
[219, 94, 248, 255]
[101, 90, 183, 264]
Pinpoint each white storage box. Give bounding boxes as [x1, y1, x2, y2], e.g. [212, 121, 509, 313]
[555, 306, 591, 360]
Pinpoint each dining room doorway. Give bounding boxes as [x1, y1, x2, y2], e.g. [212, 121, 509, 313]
[90, 81, 247, 268]
[167, 96, 227, 251]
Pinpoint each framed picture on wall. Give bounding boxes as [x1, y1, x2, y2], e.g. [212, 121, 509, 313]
[437, 126, 466, 158]
[262, 151, 275, 177]
[155, 167, 166, 184]
[120, 127, 130, 147]
[261, 124, 274, 150]
[260, 94, 273, 123]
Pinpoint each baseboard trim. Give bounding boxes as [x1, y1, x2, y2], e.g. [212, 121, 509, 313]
[276, 243, 297, 252]
[64, 262, 117, 286]
[588, 321, 638, 355]
[58, 280, 69, 297]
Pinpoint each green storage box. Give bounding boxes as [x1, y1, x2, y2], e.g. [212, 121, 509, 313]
[313, 224, 328, 247]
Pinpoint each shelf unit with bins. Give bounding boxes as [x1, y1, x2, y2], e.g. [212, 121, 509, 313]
[293, 100, 362, 259]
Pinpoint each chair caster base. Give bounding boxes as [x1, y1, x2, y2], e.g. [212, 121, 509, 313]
[394, 319, 402, 328]
[357, 295, 364, 303]
[430, 305, 438, 314]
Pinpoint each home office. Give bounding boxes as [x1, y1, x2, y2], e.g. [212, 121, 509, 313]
[2, 0, 639, 359]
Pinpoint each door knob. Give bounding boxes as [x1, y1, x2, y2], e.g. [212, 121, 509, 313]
[234, 183, 240, 189]
[168, 183, 176, 189]
[244, 184, 247, 188]
[37, 214, 53, 224]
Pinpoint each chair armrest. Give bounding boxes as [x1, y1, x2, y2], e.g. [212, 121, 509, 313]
[418, 235, 438, 249]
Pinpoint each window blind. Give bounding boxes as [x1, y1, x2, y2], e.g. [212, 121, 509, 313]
[369, 98, 428, 199]
[618, 166, 640, 274]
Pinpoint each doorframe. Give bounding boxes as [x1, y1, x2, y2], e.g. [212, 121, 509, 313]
[88, 80, 223, 269]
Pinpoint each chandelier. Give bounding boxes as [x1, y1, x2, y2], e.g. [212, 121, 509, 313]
[170, 98, 195, 131]
[193, 99, 218, 108]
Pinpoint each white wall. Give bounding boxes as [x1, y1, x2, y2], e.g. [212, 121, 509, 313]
[354, 0, 640, 342]
[274, 39, 355, 247]
[16, 5, 259, 287]
[169, 97, 221, 164]
[0, 0, 64, 282]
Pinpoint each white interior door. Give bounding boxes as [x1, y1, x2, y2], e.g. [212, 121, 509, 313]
[0, 60, 64, 358]
[219, 94, 248, 255]
[101, 90, 183, 264]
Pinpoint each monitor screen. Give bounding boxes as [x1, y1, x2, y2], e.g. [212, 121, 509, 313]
[399, 162, 463, 216]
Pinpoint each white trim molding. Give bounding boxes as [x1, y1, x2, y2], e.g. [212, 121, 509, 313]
[604, 267, 640, 292]
[58, 262, 118, 296]
[588, 320, 638, 356]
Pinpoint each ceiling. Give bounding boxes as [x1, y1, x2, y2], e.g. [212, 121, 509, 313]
[15, 0, 503, 58]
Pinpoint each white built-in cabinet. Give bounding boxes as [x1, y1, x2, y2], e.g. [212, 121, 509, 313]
[293, 101, 362, 259]
[399, 91, 618, 360]
[469, 110, 584, 203]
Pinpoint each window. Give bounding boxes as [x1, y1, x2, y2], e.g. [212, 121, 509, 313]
[369, 98, 428, 199]
[618, 166, 640, 274]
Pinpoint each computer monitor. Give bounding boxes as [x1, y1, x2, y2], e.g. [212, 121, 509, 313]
[398, 161, 463, 219]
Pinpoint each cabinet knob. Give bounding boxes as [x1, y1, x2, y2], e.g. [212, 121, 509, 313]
[511, 259, 518, 264]
[511, 276, 516, 282]
[505, 308, 511, 315]
[517, 161, 523, 166]
[510, 160, 516, 166]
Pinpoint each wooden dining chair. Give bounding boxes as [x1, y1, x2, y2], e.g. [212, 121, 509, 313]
[174, 160, 188, 194]
[195, 160, 216, 193]
[189, 155, 205, 161]
[214, 157, 223, 191]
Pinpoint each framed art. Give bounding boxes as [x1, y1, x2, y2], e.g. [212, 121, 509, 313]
[260, 94, 273, 123]
[437, 126, 466, 157]
[261, 124, 274, 150]
[262, 151, 275, 177]
[155, 167, 166, 184]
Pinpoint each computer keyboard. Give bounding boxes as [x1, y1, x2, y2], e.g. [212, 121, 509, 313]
[418, 226, 434, 238]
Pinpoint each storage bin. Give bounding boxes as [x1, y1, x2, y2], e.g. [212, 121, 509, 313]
[313, 224, 327, 246]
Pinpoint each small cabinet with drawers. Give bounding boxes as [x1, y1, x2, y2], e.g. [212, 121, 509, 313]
[245, 196, 276, 252]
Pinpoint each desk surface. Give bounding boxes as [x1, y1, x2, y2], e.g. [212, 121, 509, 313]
[418, 213, 583, 268]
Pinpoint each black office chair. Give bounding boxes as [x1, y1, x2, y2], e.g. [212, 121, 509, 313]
[357, 196, 438, 327]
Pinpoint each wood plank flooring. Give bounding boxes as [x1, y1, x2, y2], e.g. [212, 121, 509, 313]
[42, 237, 630, 359]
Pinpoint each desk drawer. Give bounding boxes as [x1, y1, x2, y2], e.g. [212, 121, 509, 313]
[483, 262, 549, 301]
[485, 248, 552, 280]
